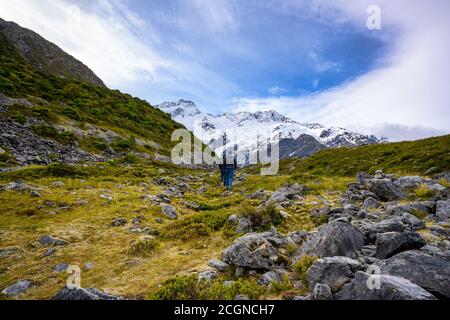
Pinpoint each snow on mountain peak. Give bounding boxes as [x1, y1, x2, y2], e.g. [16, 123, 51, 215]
[156, 100, 386, 160]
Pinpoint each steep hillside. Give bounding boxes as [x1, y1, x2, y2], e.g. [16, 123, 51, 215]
[0, 18, 104, 86]
[0, 22, 185, 167]
[279, 134, 450, 178]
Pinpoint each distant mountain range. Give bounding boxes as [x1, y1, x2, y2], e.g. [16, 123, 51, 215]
[157, 99, 387, 160]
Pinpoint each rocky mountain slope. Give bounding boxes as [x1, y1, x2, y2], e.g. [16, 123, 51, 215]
[0, 20, 185, 167]
[1, 159, 449, 300]
[157, 99, 386, 160]
[0, 18, 104, 87]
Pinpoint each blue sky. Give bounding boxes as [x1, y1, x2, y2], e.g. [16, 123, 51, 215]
[1, 0, 449, 140]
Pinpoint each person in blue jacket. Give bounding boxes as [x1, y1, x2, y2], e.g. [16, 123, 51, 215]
[222, 151, 237, 190]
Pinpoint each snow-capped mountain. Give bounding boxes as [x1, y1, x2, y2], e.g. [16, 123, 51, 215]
[157, 99, 387, 161]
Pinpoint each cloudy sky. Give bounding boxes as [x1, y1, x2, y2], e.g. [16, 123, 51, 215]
[1, 0, 449, 141]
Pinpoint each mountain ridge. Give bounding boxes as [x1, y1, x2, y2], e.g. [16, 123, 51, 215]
[0, 17, 105, 87]
[157, 99, 387, 160]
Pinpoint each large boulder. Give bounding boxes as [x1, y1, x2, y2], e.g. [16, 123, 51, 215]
[2, 280, 35, 297]
[222, 231, 288, 270]
[269, 183, 307, 204]
[334, 271, 436, 300]
[387, 203, 432, 217]
[293, 220, 364, 262]
[375, 232, 426, 259]
[365, 179, 405, 202]
[51, 286, 120, 300]
[359, 218, 406, 242]
[307, 256, 363, 293]
[394, 176, 445, 192]
[376, 250, 450, 298]
[394, 176, 428, 190]
[435, 200, 450, 222]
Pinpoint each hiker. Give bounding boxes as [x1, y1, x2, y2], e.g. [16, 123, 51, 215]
[219, 162, 225, 183]
[222, 151, 237, 190]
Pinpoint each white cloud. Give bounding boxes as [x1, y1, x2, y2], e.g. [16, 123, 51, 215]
[192, 0, 239, 33]
[309, 50, 340, 73]
[0, 0, 169, 87]
[268, 86, 286, 95]
[232, 0, 450, 141]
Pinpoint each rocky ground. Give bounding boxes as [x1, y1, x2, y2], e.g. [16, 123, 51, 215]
[0, 163, 448, 300]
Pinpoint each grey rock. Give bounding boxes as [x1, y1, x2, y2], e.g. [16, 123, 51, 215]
[198, 270, 218, 282]
[111, 218, 127, 227]
[375, 232, 426, 259]
[334, 271, 436, 300]
[365, 179, 405, 202]
[31, 190, 41, 197]
[161, 205, 178, 220]
[388, 203, 431, 217]
[363, 197, 379, 209]
[84, 262, 94, 270]
[434, 171, 450, 183]
[394, 176, 427, 190]
[436, 200, 450, 222]
[1, 280, 35, 297]
[208, 259, 229, 272]
[311, 283, 333, 300]
[269, 183, 307, 204]
[359, 218, 406, 242]
[293, 220, 364, 261]
[222, 231, 287, 270]
[356, 172, 373, 183]
[155, 218, 164, 224]
[52, 181, 65, 187]
[234, 294, 250, 300]
[0, 247, 18, 258]
[42, 248, 56, 257]
[38, 235, 67, 246]
[307, 256, 363, 293]
[53, 263, 69, 273]
[287, 231, 308, 245]
[51, 286, 120, 300]
[377, 250, 450, 298]
[400, 212, 426, 230]
[258, 270, 284, 286]
[247, 189, 268, 200]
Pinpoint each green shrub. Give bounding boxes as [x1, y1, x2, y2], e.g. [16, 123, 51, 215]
[413, 184, 435, 199]
[293, 255, 318, 288]
[128, 238, 157, 257]
[12, 113, 27, 124]
[162, 210, 231, 240]
[269, 275, 293, 294]
[312, 214, 329, 227]
[113, 136, 136, 151]
[32, 125, 77, 145]
[238, 202, 283, 231]
[151, 276, 265, 300]
[63, 107, 83, 121]
[200, 279, 264, 300]
[151, 275, 199, 300]
[32, 107, 53, 120]
[44, 163, 87, 177]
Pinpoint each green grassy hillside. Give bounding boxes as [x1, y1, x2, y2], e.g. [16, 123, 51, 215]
[0, 32, 184, 157]
[280, 134, 450, 178]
